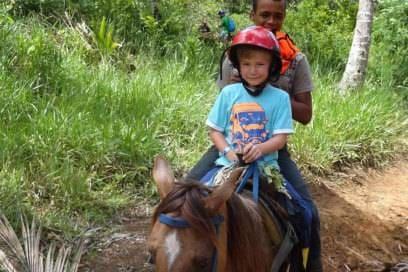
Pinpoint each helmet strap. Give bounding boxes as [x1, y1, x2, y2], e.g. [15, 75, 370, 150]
[237, 69, 268, 97]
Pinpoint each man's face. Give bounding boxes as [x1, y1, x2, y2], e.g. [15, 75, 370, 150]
[250, 0, 285, 33]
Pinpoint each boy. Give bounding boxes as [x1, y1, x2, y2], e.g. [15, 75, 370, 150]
[207, 26, 293, 176]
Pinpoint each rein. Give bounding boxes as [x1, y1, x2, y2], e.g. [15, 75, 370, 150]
[158, 213, 224, 272]
[236, 162, 260, 202]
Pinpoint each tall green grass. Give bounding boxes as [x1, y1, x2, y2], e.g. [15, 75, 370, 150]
[0, 15, 407, 233]
[0, 16, 218, 233]
[291, 74, 407, 176]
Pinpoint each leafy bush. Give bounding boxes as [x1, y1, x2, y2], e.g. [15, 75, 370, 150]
[291, 75, 408, 175]
[284, 0, 358, 71]
[93, 16, 121, 56]
[369, 0, 408, 88]
[0, 18, 64, 94]
[1, 0, 407, 235]
[0, 16, 218, 231]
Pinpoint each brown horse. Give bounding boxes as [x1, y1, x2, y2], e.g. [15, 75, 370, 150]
[148, 157, 284, 272]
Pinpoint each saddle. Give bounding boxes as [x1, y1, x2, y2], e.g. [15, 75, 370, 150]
[243, 175, 301, 272]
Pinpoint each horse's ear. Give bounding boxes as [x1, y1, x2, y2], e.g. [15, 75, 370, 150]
[204, 167, 244, 214]
[152, 156, 175, 199]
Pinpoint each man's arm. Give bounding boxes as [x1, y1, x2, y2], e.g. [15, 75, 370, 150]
[291, 54, 313, 125]
[291, 92, 312, 125]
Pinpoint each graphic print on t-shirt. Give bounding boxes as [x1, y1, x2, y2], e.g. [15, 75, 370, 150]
[229, 102, 269, 152]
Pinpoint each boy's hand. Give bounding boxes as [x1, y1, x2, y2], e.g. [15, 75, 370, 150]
[226, 150, 239, 163]
[242, 143, 263, 163]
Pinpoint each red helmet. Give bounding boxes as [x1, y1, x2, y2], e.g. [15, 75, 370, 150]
[231, 26, 280, 52]
[229, 26, 282, 85]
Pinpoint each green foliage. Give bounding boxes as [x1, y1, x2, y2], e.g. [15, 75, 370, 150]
[0, 18, 63, 94]
[369, 0, 408, 88]
[285, 0, 358, 71]
[0, 17, 218, 231]
[0, 2, 14, 24]
[291, 74, 407, 175]
[93, 16, 121, 56]
[11, 0, 66, 16]
[0, 0, 407, 237]
[7, 0, 231, 54]
[0, 169, 30, 226]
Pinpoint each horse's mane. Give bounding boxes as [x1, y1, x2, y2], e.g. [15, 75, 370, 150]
[152, 180, 269, 272]
[152, 181, 219, 247]
[226, 193, 270, 272]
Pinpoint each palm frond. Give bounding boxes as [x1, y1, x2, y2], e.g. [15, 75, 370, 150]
[0, 213, 84, 272]
[0, 249, 17, 272]
[21, 216, 42, 272]
[0, 214, 25, 271]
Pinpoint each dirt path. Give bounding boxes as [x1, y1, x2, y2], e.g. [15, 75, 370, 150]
[79, 162, 408, 272]
[314, 161, 408, 271]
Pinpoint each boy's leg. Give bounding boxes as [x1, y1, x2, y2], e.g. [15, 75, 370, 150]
[278, 146, 323, 272]
[186, 145, 219, 181]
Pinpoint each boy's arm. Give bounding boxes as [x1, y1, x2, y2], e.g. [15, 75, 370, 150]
[208, 128, 239, 162]
[242, 134, 288, 163]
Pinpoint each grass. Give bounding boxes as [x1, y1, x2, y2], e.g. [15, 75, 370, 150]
[0, 15, 407, 234]
[0, 17, 219, 233]
[291, 74, 408, 175]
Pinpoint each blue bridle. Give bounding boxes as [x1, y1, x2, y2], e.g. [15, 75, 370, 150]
[158, 213, 224, 272]
[159, 213, 224, 228]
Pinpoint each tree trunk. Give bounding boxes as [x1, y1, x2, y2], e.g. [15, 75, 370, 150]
[338, 0, 374, 93]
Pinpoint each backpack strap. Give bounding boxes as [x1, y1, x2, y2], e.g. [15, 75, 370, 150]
[276, 31, 300, 75]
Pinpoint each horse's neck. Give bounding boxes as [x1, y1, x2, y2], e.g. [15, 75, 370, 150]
[224, 193, 274, 272]
[216, 204, 229, 272]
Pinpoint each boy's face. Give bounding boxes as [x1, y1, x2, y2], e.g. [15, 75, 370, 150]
[250, 0, 285, 33]
[239, 50, 271, 88]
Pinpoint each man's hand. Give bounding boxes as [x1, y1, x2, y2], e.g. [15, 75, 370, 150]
[228, 68, 241, 84]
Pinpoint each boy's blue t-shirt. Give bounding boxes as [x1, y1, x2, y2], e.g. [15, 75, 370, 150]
[206, 83, 293, 169]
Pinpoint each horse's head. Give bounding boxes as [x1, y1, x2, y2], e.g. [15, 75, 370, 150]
[147, 156, 243, 272]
